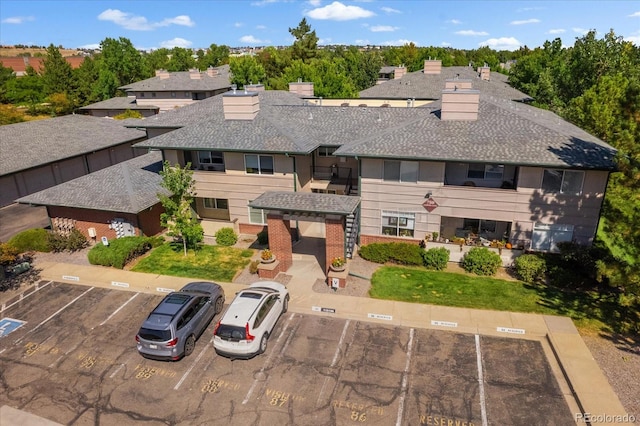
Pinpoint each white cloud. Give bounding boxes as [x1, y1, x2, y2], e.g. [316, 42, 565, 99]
[355, 39, 370, 45]
[308, 0, 322, 6]
[370, 25, 398, 32]
[628, 11, 640, 17]
[381, 39, 416, 46]
[234, 22, 244, 28]
[1, 16, 35, 24]
[256, 25, 267, 30]
[447, 19, 462, 25]
[547, 29, 565, 34]
[307, 2, 375, 21]
[479, 37, 522, 51]
[441, 42, 452, 47]
[159, 38, 192, 48]
[239, 35, 267, 44]
[455, 30, 489, 36]
[78, 43, 101, 49]
[318, 37, 333, 44]
[572, 27, 590, 35]
[510, 18, 540, 25]
[627, 35, 639, 45]
[381, 7, 401, 14]
[250, 0, 280, 6]
[98, 9, 194, 31]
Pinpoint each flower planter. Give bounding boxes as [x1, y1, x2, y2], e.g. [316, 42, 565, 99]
[261, 256, 276, 264]
[330, 264, 346, 272]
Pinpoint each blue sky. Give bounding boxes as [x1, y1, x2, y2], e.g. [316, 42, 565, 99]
[1, 1, 638, 51]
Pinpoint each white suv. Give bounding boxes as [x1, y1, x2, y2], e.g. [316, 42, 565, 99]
[213, 281, 289, 359]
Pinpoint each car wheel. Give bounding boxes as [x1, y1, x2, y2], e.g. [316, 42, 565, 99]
[259, 333, 268, 354]
[214, 296, 224, 314]
[282, 294, 289, 313]
[184, 335, 196, 357]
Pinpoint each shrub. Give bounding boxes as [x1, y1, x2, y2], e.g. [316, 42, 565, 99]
[0, 242, 20, 265]
[359, 242, 423, 266]
[249, 260, 260, 274]
[422, 247, 450, 270]
[215, 227, 238, 246]
[88, 236, 156, 269]
[257, 229, 269, 245]
[513, 254, 546, 283]
[8, 228, 51, 252]
[46, 229, 88, 252]
[461, 247, 502, 276]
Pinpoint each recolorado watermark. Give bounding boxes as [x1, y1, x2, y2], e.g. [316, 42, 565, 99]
[575, 412, 637, 423]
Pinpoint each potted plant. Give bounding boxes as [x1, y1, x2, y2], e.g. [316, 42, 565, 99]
[260, 249, 275, 263]
[432, 232, 439, 242]
[330, 256, 346, 272]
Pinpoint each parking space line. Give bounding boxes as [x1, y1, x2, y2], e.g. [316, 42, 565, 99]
[14, 287, 94, 345]
[395, 328, 414, 426]
[174, 336, 214, 390]
[97, 293, 140, 327]
[475, 334, 489, 426]
[331, 319, 350, 368]
[110, 354, 136, 379]
[242, 312, 296, 405]
[1, 281, 53, 314]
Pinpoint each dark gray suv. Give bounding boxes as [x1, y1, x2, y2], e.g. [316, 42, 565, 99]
[136, 282, 225, 361]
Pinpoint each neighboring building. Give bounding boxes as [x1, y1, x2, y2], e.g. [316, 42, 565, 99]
[119, 65, 232, 112]
[0, 114, 147, 207]
[130, 61, 615, 276]
[0, 56, 84, 76]
[78, 95, 159, 118]
[16, 152, 167, 242]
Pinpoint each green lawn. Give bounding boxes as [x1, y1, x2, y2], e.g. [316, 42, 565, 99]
[131, 243, 254, 282]
[370, 266, 634, 333]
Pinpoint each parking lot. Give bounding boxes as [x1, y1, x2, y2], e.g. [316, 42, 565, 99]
[0, 281, 575, 425]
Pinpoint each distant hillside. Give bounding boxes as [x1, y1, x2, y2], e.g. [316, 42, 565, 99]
[0, 47, 83, 57]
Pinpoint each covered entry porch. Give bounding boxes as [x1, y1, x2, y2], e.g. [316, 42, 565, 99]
[248, 192, 360, 279]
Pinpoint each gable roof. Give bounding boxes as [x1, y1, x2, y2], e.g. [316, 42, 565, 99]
[360, 66, 532, 102]
[16, 151, 168, 213]
[133, 88, 615, 170]
[120, 65, 231, 93]
[78, 96, 159, 112]
[0, 114, 146, 176]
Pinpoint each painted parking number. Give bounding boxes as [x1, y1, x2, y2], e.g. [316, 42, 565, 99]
[0, 318, 26, 337]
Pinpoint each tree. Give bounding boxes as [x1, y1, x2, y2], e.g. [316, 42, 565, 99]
[229, 56, 266, 88]
[41, 44, 75, 96]
[289, 18, 318, 62]
[144, 48, 171, 74]
[198, 44, 230, 70]
[94, 37, 148, 100]
[0, 61, 17, 103]
[158, 161, 203, 256]
[73, 56, 100, 106]
[166, 47, 196, 72]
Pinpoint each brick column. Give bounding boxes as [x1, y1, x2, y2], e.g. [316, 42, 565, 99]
[267, 213, 293, 272]
[325, 217, 345, 273]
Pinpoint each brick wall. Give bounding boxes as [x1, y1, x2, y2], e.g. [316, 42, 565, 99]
[325, 218, 345, 273]
[360, 234, 421, 246]
[266, 213, 292, 271]
[238, 223, 267, 236]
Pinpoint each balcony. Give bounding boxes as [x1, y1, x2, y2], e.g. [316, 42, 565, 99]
[310, 165, 355, 195]
[444, 163, 518, 190]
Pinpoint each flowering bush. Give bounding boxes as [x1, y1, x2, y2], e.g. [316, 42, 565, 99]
[260, 249, 273, 260]
[331, 256, 345, 267]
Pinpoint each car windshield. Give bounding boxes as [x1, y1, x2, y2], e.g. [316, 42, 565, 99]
[215, 324, 246, 341]
[138, 327, 172, 342]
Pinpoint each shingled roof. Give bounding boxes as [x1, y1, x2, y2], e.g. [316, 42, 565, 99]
[133, 89, 615, 170]
[360, 66, 532, 102]
[120, 65, 231, 92]
[0, 114, 146, 176]
[16, 151, 168, 213]
[78, 96, 159, 112]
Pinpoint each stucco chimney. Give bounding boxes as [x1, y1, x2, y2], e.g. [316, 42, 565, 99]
[444, 78, 473, 90]
[189, 68, 201, 80]
[206, 66, 219, 77]
[424, 59, 442, 75]
[478, 66, 490, 81]
[288, 79, 314, 96]
[394, 65, 406, 79]
[245, 83, 265, 92]
[223, 90, 260, 120]
[155, 69, 170, 79]
[440, 88, 480, 121]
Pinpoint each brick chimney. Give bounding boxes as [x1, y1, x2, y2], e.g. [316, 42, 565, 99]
[424, 59, 442, 75]
[223, 89, 259, 120]
[155, 69, 170, 79]
[245, 83, 265, 92]
[394, 65, 406, 79]
[189, 68, 201, 80]
[478, 65, 490, 81]
[206, 66, 219, 77]
[440, 88, 480, 121]
[288, 79, 314, 96]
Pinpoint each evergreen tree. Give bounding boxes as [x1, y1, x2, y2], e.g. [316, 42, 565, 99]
[41, 44, 74, 96]
[289, 18, 318, 62]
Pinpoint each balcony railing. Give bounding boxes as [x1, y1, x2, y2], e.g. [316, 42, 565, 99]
[311, 165, 354, 195]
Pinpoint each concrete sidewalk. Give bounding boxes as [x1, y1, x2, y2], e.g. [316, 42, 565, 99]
[3, 256, 631, 426]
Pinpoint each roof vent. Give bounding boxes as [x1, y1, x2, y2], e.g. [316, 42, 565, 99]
[440, 88, 480, 121]
[223, 90, 259, 120]
[424, 59, 442, 75]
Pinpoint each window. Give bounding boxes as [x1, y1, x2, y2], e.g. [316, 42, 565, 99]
[185, 92, 190, 97]
[467, 164, 504, 180]
[203, 198, 228, 210]
[171, 92, 176, 98]
[245, 154, 274, 174]
[384, 160, 418, 183]
[541, 169, 584, 194]
[139, 93, 145, 98]
[198, 151, 225, 170]
[531, 223, 574, 252]
[248, 203, 267, 224]
[317, 147, 337, 157]
[151, 92, 156, 98]
[381, 211, 415, 237]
